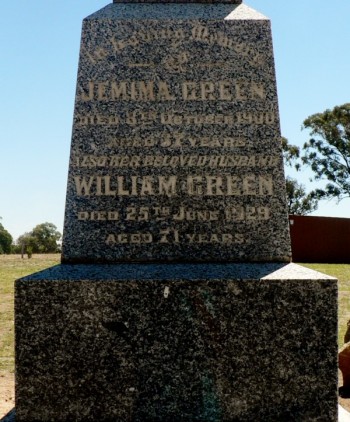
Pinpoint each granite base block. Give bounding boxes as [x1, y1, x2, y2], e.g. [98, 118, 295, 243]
[15, 263, 338, 421]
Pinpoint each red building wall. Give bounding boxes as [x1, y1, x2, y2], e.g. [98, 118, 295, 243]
[289, 215, 350, 263]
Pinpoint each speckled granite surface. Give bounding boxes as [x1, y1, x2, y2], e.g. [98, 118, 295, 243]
[61, 2, 291, 263]
[15, 1, 338, 420]
[15, 263, 337, 421]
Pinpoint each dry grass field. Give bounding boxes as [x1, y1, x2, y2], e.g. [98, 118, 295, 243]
[0, 254, 60, 416]
[302, 263, 350, 346]
[0, 256, 349, 417]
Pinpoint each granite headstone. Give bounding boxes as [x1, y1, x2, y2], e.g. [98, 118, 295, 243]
[15, 1, 338, 421]
[61, 1, 291, 263]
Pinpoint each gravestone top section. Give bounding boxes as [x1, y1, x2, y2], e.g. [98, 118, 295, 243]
[86, 4, 267, 20]
[62, 3, 291, 263]
[113, 0, 242, 3]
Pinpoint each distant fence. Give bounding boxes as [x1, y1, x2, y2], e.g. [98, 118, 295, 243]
[289, 215, 350, 263]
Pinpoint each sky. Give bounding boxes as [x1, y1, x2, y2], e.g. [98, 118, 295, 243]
[0, 0, 349, 241]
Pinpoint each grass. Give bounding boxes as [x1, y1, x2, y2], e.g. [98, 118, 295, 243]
[301, 263, 350, 347]
[0, 257, 350, 374]
[0, 254, 60, 372]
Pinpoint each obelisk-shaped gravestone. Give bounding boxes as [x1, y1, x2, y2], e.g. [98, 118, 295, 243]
[15, 1, 338, 421]
[61, 0, 291, 263]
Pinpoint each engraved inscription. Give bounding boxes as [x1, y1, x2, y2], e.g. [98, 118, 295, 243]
[76, 111, 276, 127]
[73, 175, 273, 197]
[77, 206, 270, 224]
[103, 24, 264, 69]
[74, 155, 280, 169]
[106, 135, 247, 149]
[63, 17, 290, 262]
[80, 80, 265, 102]
[105, 231, 245, 246]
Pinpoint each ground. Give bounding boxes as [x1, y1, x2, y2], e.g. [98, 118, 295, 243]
[0, 372, 14, 417]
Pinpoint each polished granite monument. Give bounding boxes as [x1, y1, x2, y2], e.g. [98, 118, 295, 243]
[15, 0, 338, 420]
[62, 0, 290, 264]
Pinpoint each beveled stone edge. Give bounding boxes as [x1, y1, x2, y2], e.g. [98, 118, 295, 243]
[113, 0, 242, 3]
[262, 262, 338, 280]
[0, 408, 15, 422]
[15, 263, 337, 283]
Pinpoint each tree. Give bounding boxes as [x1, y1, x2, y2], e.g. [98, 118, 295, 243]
[302, 103, 350, 202]
[17, 222, 61, 254]
[0, 222, 13, 254]
[286, 177, 318, 215]
[281, 136, 301, 170]
[17, 232, 37, 256]
[31, 223, 61, 253]
[281, 137, 319, 214]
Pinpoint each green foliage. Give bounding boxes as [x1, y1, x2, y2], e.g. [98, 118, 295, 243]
[17, 222, 61, 254]
[281, 136, 301, 170]
[286, 177, 318, 215]
[26, 246, 33, 259]
[281, 138, 319, 214]
[0, 223, 13, 254]
[302, 103, 350, 201]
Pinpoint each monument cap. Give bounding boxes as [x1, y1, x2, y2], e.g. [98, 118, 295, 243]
[113, 0, 242, 3]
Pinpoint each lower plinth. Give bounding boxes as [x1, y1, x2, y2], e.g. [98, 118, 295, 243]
[15, 263, 338, 421]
